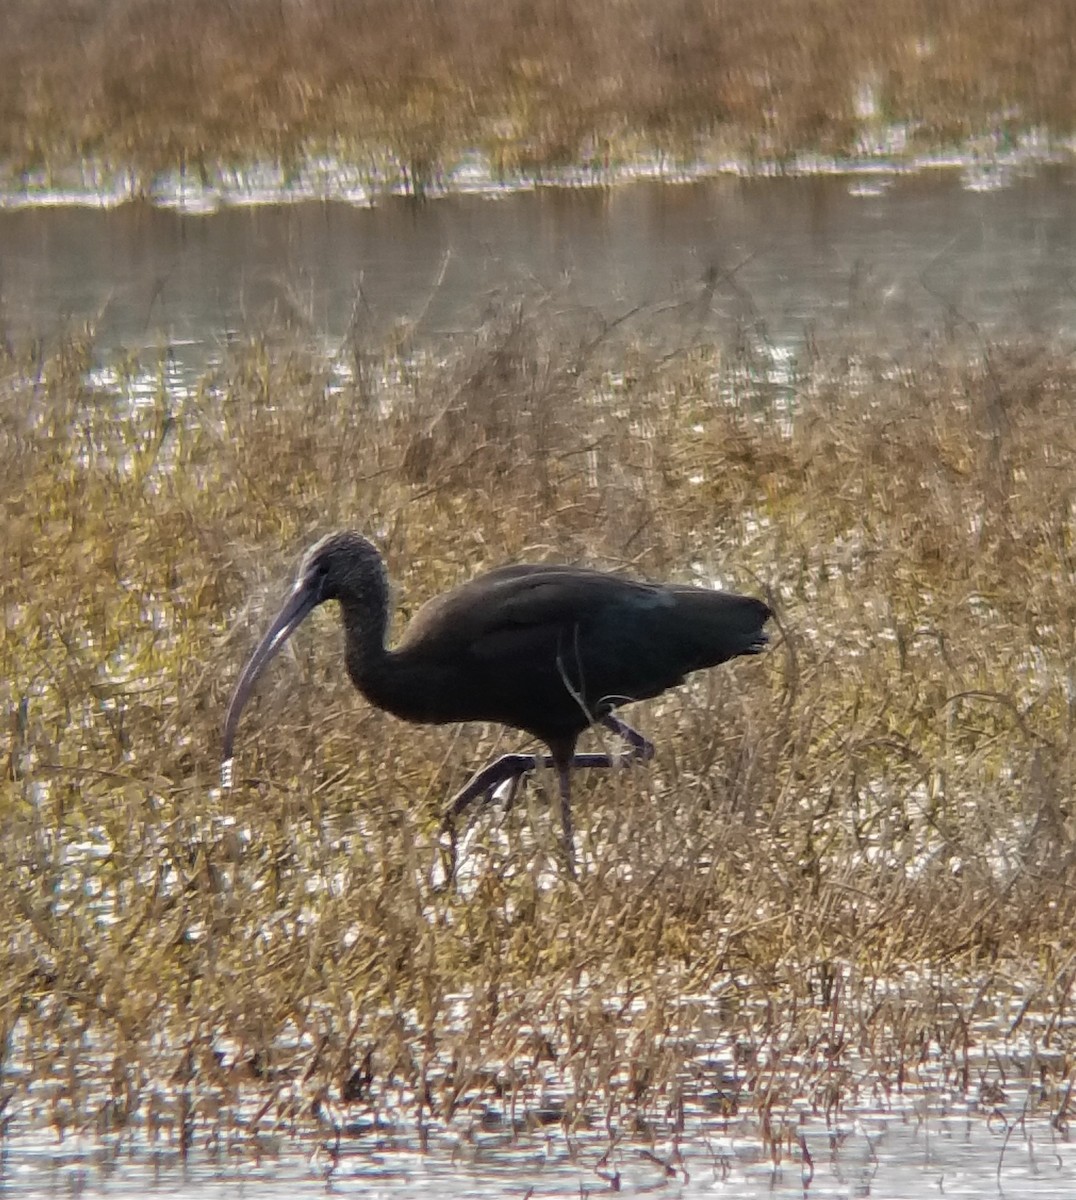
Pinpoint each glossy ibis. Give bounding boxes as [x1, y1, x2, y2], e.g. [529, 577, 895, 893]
[222, 531, 771, 873]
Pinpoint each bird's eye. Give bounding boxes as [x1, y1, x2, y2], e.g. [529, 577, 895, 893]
[306, 559, 331, 589]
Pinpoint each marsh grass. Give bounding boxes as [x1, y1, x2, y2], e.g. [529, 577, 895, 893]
[3, 0, 1076, 183]
[0, 309, 1074, 1161]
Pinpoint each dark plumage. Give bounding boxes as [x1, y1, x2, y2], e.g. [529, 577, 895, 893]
[222, 531, 771, 873]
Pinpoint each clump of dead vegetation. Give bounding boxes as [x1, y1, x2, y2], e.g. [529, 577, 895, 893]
[0, 310, 1073, 1165]
[3, 0, 1076, 182]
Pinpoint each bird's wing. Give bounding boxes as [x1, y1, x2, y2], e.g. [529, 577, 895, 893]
[398, 566, 669, 661]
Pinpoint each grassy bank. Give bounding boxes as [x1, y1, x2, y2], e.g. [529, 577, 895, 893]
[3, 0, 1076, 183]
[0, 310, 1073, 1153]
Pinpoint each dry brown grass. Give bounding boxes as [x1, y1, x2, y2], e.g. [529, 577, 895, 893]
[3, 0, 1076, 179]
[0, 310, 1074, 1157]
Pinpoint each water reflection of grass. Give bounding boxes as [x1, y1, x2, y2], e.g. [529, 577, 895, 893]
[2, 0, 1074, 183]
[0, 311, 1073, 1167]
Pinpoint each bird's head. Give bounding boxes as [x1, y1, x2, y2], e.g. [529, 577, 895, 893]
[221, 531, 388, 772]
[295, 530, 388, 605]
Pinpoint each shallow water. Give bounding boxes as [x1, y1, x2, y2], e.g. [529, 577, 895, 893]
[3, 166, 1076, 373]
[3, 1101, 1073, 1198]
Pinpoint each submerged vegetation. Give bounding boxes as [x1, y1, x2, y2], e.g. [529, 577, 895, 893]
[3, 0, 1076, 184]
[1, 307, 1073, 1167]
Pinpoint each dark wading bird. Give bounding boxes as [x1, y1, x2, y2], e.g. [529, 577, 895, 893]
[222, 531, 772, 874]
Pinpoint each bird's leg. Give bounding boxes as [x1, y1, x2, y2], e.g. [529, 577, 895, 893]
[438, 753, 540, 888]
[555, 762, 577, 879]
[442, 752, 542, 828]
[442, 724, 652, 880]
[545, 737, 580, 878]
[600, 714, 655, 761]
[445, 719, 651, 829]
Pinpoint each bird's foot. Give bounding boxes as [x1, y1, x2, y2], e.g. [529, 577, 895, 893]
[435, 821, 460, 890]
[437, 753, 543, 887]
[600, 714, 655, 761]
[441, 753, 541, 830]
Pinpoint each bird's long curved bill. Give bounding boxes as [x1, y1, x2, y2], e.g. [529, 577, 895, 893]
[221, 581, 319, 777]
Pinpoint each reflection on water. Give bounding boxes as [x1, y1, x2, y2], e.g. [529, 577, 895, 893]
[3, 167, 1076, 377]
[2, 1102, 1073, 1198]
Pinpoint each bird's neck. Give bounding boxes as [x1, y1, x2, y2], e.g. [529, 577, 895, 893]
[340, 595, 391, 688]
[339, 596, 435, 724]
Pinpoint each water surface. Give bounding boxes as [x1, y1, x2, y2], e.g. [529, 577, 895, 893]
[3, 167, 1076, 369]
[4, 1101, 1072, 1198]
